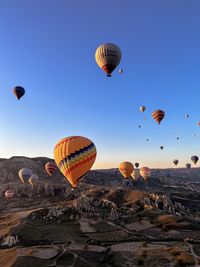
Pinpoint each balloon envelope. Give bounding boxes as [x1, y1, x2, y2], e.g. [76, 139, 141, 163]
[45, 161, 57, 176]
[95, 43, 121, 77]
[140, 106, 146, 112]
[13, 86, 25, 100]
[152, 110, 165, 124]
[119, 162, 134, 178]
[5, 190, 14, 198]
[173, 159, 179, 166]
[131, 169, 141, 181]
[54, 136, 97, 188]
[135, 162, 139, 168]
[29, 174, 39, 186]
[19, 168, 32, 183]
[186, 163, 191, 169]
[191, 155, 199, 165]
[140, 167, 151, 181]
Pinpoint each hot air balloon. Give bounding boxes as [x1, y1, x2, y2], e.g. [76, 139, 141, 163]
[176, 137, 179, 140]
[54, 136, 97, 188]
[185, 113, 189, 118]
[19, 168, 32, 183]
[135, 162, 139, 168]
[119, 162, 134, 178]
[45, 162, 57, 176]
[147, 139, 149, 142]
[13, 86, 25, 100]
[139, 125, 141, 128]
[160, 146, 164, 150]
[119, 69, 123, 74]
[152, 110, 165, 124]
[5, 190, 14, 198]
[131, 169, 141, 181]
[140, 167, 151, 181]
[173, 159, 179, 166]
[186, 163, 191, 170]
[193, 134, 196, 137]
[95, 43, 121, 77]
[140, 106, 146, 112]
[191, 155, 199, 165]
[198, 122, 200, 126]
[29, 174, 39, 186]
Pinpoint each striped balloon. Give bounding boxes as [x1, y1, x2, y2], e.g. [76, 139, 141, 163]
[152, 110, 165, 124]
[45, 162, 57, 176]
[95, 43, 121, 77]
[54, 136, 97, 188]
[119, 162, 134, 178]
[140, 167, 151, 181]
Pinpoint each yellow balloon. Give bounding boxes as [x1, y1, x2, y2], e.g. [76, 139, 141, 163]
[119, 162, 134, 178]
[54, 136, 97, 188]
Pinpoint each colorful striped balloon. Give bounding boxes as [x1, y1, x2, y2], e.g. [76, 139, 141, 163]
[152, 110, 165, 124]
[54, 136, 97, 188]
[45, 161, 57, 176]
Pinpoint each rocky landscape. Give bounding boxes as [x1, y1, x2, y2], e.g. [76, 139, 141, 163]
[0, 157, 200, 266]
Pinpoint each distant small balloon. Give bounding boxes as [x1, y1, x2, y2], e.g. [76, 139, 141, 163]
[191, 155, 199, 165]
[135, 162, 139, 168]
[13, 86, 25, 100]
[119, 69, 123, 74]
[146, 139, 149, 142]
[29, 174, 39, 186]
[19, 168, 32, 183]
[160, 146, 164, 150]
[198, 122, 200, 126]
[186, 163, 191, 170]
[5, 190, 14, 198]
[139, 125, 141, 128]
[176, 137, 179, 140]
[185, 113, 189, 118]
[173, 159, 179, 166]
[131, 169, 141, 181]
[140, 167, 151, 181]
[140, 106, 146, 112]
[45, 162, 57, 176]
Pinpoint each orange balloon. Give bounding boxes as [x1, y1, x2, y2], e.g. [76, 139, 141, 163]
[152, 110, 165, 124]
[119, 162, 134, 178]
[54, 136, 97, 188]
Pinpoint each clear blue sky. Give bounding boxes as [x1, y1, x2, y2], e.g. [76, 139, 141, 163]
[1, 0, 200, 168]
